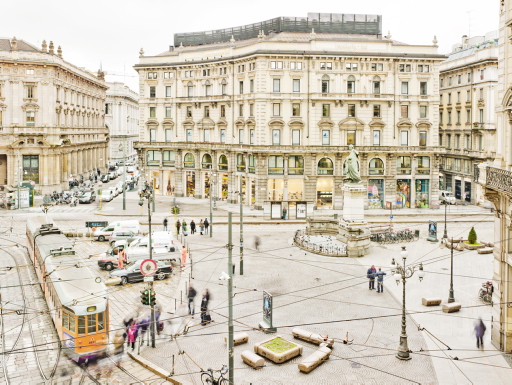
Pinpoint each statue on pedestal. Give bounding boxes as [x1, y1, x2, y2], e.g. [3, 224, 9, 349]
[344, 145, 361, 183]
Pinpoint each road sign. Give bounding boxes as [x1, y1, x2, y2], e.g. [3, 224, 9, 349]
[140, 259, 158, 276]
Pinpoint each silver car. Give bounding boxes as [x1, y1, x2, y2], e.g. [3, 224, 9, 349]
[108, 230, 143, 246]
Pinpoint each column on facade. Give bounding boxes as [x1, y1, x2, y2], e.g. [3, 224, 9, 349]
[228, 151, 237, 204]
[386, 154, 395, 207]
[334, 153, 344, 210]
[254, 153, 267, 209]
[175, 149, 184, 197]
[194, 149, 201, 198]
[304, 153, 317, 208]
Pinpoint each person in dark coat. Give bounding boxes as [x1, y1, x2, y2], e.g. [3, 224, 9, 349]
[204, 218, 210, 234]
[375, 268, 387, 293]
[190, 220, 196, 234]
[200, 293, 209, 325]
[475, 318, 486, 348]
[367, 265, 376, 290]
[188, 284, 197, 315]
[176, 220, 181, 235]
[163, 218, 168, 231]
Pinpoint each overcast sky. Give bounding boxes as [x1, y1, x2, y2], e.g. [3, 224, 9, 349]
[2, 0, 500, 91]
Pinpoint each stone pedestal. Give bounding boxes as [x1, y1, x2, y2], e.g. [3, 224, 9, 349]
[342, 183, 366, 221]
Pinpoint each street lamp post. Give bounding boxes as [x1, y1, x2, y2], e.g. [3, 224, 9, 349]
[443, 202, 448, 239]
[390, 246, 425, 360]
[139, 182, 156, 348]
[208, 171, 216, 238]
[239, 178, 244, 275]
[447, 237, 459, 303]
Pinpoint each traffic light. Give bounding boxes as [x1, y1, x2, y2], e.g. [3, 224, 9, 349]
[149, 289, 156, 306]
[141, 289, 149, 305]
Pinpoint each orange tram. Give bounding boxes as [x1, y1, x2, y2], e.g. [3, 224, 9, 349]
[26, 216, 109, 363]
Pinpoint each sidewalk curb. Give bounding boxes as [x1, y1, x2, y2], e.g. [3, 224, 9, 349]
[128, 351, 182, 384]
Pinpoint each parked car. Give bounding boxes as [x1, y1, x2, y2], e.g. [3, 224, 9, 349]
[127, 166, 135, 174]
[440, 190, 456, 205]
[100, 174, 110, 183]
[108, 171, 117, 180]
[109, 230, 143, 246]
[93, 220, 141, 242]
[109, 259, 173, 285]
[79, 191, 96, 204]
[101, 191, 114, 202]
[108, 186, 118, 197]
[96, 242, 177, 270]
[116, 181, 125, 193]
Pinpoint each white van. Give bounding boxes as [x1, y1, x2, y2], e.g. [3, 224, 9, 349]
[126, 231, 175, 253]
[96, 242, 177, 270]
[94, 220, 141, 242]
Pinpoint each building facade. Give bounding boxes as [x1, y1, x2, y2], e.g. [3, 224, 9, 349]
[476, 0, 512, 352]
[105, 82, 139, 164]
[0, 37, 108, 194]
[134, 14, 445, 214]
[439, 32, 498, 204]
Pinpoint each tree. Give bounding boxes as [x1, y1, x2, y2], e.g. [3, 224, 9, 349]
[468, 227, 477, 245]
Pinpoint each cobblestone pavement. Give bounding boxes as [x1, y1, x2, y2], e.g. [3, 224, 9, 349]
[138, 225, 438, 385]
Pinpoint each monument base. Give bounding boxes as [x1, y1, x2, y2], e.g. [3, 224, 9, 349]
[337, 220, 371, 257]
[342, 183, 366, 221]
[258, 319, 277, 333]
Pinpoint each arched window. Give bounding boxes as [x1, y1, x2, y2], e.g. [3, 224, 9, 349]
[369, 158, 384, 175]
[184, 153, 195, 168]
[317, 157, 333, 175]
[187, 82, 194, 97]
[202, 154, 212, 169]
[321, 75, 330, 93]
[219, 155, 228, 171]
[221, 79, 227, 95]
[347, 75, 356, 94]
[205, 80, 211, 96]
[372, 76, 381, 95]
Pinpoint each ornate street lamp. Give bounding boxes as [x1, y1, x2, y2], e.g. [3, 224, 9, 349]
[390, 246, 425, 360]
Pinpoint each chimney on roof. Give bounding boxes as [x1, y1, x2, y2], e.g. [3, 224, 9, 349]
[49, 41, 54, 54]
[11, 36, 18, 50]
[57, 46, 62, 58]
[42, 40, 48, 52]
[462, 35, 468, 45]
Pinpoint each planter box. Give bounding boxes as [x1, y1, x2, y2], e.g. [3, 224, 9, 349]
[241, 350, 265, 369]
[254, 336, 302, 364]
[463, 243, 486, 250]
[298, 346, 331, 373]
[292, 328, 334, 348]
[478, 247, 494, 254]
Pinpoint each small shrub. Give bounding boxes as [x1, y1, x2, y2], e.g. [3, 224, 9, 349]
[468, 227, 477, 245]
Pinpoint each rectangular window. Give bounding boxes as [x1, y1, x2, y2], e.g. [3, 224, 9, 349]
[205, 83, 211, 96]
[87, 314, 96, 333]
[440, 112, 443, 124]
[149, 128, 156, 142]
[467, 90, 471, 101]
[78, 315, 86, 334]
[439, 134, 443, 146]
[239, 104, 243, 117]
[372, 130, 380, 146]
[239, 129, 244, 144]
[186, 106, 192, 118]
[478, 135, 483, 150]
[26, 111, 35, 126]
[351, 63, 357, 71]
[420, 105, 427, 118]
[465, 134, 470, 149]
[249, 104, 254, 117]
[272, 129, 281, 145]
[401, 82, 409, 95]
[479, 109, 484, 123]
[419, 131, 427, 147]
[221, 83, 227, 95]
[23, 155, 39, 183]
[347, 130, 356, 145]
[322, 104, 330, 117]
[165, 106, 172, 118]
[420, 82, 427, 95]
[293, 79, 300, 92]
[250, 129, 255, 144]
[97, 312, 105, 331]
[322, 80, 329, 93]
[371, 63, 383, 71]
[348, 104, 356, 117]
[250, 79, 254, 92]
[457, 92, 461, 103]
[150, 86, 156, 98]
[26, 84, 35, 98]
[458, 74, 462, 84]
[479, 88, 484, 100]
[204, 106, 210, 117]
[373, 104, 381, 118]
[273, 79, 280, 92]
[457, 110, 461, 124]
[292, 129, 300, 145]
[468, 72, 472, 83]
[220, 129, 226, 143]
[400, 105, 408, 118]
[455, 134, 460, 148]
[292, 103, 300, 117]
[220, 105, 226, 118]
[239, 81, 243, 94]
[147, 72, 158, 79]
[401, 130, 409, 146]
[273, 103, 281, 116]
[290, 61, 302, 70]
[165, 129, 172, 142]
[322, 130, 330, 145]
[149, 107, 156, 118]
[448, 111, 452, 124]
[466, 109, 471, 123]
[186, 129, 192, 141]
[347, 80, 354, 93]
[447, 134, 452, 148]
[203, 129, 211, 142]
[440, 78, 444, 88]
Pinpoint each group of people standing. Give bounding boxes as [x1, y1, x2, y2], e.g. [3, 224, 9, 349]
[187, 285, 212, 326]
[367, 265, 387, 293]
[173, 219, 209, 236]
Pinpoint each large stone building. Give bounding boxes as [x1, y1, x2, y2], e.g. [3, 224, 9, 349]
[105, 82, 139, 164]
[0, 37, 108, 194]
[476, 0, 512, 352]
[134, 13, 445, 215]
[439, 32, 498, 204]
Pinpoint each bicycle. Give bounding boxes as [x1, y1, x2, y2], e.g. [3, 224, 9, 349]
[478, 281, 493, 304]
[201, 365, 229, 384]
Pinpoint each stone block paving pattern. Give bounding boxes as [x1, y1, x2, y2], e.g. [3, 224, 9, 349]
[138, 225, 438, 385]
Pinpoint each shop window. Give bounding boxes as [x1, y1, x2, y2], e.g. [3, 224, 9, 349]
[416, 156, 430, 175]
[317, 157, 333, 175]
[415, 179, 430, 208]
[219, 155, 228, 171]
[237, 154, 246, 172]
[202, 154, 212, 169]
[23, 155, 39, 184]
[369, 158, 384, 175]
[163, 150, 175, 166]
[288, 155, 304, 175]
[396, 179, 411, 208]
[184, 153, 195, 168]
[368, 179, 384, 209]
[397, 156, 411, 174]
[268, 155, 284, 175]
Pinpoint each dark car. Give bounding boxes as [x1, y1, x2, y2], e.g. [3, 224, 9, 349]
[79, 191, 96, 204]
[100, 174, 110, 183]
[109, 259, 173, 285]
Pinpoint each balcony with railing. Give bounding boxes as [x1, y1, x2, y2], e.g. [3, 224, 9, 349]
[163, 160, 175, 167]
[288, 167, 304, 175]
[415, 167, 430, 175]
[397, 167, 411, 175]
[268, 167, 284, 175]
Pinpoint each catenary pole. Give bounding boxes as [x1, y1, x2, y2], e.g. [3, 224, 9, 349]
[228, 212, 234, 383]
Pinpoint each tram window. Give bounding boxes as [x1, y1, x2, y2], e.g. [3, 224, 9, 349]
[69, 314, 76, 333]
[97, 312, 105, 331]
[63, 312, 69, 330]
[87, 314, 96, 333]
[78, 316, 86, 334]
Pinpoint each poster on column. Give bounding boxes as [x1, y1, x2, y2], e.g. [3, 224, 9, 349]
[296, 203, 307, 219]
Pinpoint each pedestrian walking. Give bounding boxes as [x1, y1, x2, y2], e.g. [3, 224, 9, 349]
[163, 218, 168, 231]
[375, 268, 387, 293]
[182, 220, 188, 236]
[190, 220, 196, 234]
[181, 245, 188, 267]
[367, 265, 376, 290]
[118, 247, 127, 269]
[187, 284, 197, 316]
[127, 322, 138, 351]
[199, 219, 205, 235]
[204, 218, 209, 234]
[176, 220, 181, 235]
[254, 236, 261, 251]
[474, 318, 486, 348]
[200, 292, 211, 325]
[282, 207, 287, 220]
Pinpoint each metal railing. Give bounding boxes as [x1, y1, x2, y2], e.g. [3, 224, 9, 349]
[293, 229, 347, 257]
